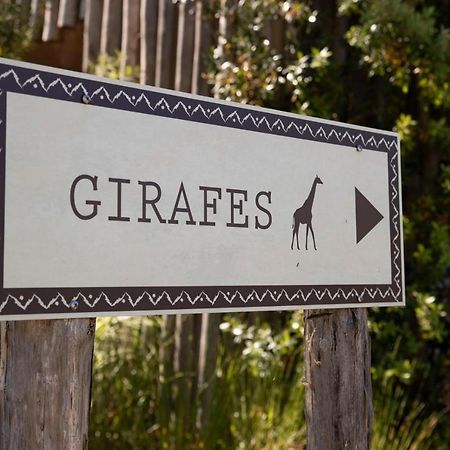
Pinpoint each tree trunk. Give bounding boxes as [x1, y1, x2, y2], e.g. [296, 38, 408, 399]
[0, 319, 96, 450]
[304, 308, 372, 450]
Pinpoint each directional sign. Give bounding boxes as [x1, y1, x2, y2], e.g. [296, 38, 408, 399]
[0, 59, 404, 320]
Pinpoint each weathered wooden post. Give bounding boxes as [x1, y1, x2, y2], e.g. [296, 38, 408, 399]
[0, 319, 95, 450]
[304, 309, 373, 449]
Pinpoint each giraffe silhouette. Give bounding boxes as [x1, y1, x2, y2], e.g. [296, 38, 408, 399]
[291, 175, 323, 251]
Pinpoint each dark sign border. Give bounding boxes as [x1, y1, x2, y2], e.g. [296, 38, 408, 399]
[0, 60, 404, 319]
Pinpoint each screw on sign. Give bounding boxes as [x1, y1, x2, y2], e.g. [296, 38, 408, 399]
[69, 299, 79, 310]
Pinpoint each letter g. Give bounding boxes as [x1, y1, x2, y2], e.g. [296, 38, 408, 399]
[70, 175, 101, 220]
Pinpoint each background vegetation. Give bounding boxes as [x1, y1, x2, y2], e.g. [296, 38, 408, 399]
[1, 0, 448, 448]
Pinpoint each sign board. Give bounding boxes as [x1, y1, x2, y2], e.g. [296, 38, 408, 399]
[0, 59, 405, 320]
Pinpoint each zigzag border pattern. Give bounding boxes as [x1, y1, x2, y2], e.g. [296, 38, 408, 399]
[0, 67, 399, 151]
[0, 64, 402, 314]
[2, 285, 398, 313]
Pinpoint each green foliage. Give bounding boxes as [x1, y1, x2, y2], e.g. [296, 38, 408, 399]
[346, 0, 450, 103]
[215, 313, 306, 449]
[207, 0, 331, 111]
[372, 374, 443, 450]
[0, 1, 31, 58]
[90, 317, 162, 449]
[90, 314, 307, 449]
[91, 314, 447, 449]
[91, 52, 140, 82]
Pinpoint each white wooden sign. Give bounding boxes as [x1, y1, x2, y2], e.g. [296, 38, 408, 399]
[0, 59, 405, 320]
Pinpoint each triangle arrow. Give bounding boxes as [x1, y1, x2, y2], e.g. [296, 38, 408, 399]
[355, 187, 384, 244]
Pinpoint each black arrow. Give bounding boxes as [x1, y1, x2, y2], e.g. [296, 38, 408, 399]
[355, 187, 384, 244]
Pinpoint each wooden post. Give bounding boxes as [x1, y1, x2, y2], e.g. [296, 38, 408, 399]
[58, 0, 79, 28]
[304, 308, 373, 449]
[42, 0, 60, 42]
[120, 0, 140, 79]
[100, 0, 123, 56]
[139, 0, 158, 85]
[0, 318, 96, 450]
[191, 0, 215, 96]
[30, 0, 45, 41]
[174, 0, 196, 92]
[82, 0, 104, 72]
[155, 0, 178, 89]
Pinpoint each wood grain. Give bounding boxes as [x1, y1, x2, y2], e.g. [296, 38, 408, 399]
[174, 0, 195, 92]
[304, 308, 373, 450]
[42, 0, 60, 41]
[139, 0, 158, 85]
[0, 319, 96, 450]
[82, 0, 103, 71]
[58, 0, 79, 28]
[120, 0, 140, 78]
[100, 0, 122, 55]
[155, 0, 178, 88]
